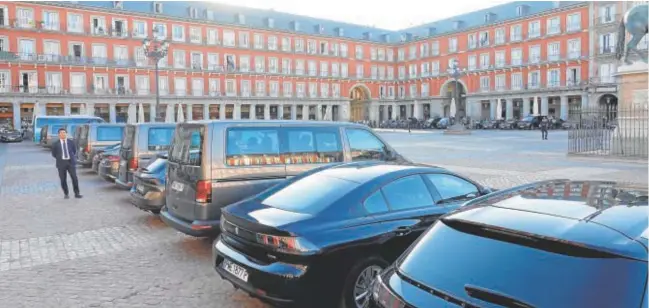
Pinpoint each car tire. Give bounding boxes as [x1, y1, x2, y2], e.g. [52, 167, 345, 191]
[339, 255, 389, 308]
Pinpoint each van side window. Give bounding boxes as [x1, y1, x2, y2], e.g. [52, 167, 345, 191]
[345, 129, 388, 161]
[97, 127, 124, 141]
[148, 128, 175, 151]
[283, 127, 343, 164]
[226, 128, 281, 166]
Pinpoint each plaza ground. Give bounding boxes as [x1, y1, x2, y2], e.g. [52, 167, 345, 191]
[0, 130, 646, 307]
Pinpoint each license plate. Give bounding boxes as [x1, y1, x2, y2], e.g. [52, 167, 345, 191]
[136, 185, 145, 193]
[171, 181, 184, 192]
[221, 259, 248, 282]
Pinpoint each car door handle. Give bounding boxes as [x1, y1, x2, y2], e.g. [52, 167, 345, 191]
[395, 226, 412, 236]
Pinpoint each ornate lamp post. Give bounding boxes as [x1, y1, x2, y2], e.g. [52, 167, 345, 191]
[444, 59, 471, 135]
[142, 33, 169, 122]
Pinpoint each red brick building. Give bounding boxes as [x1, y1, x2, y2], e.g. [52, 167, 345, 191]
[0, 1, 593, 128]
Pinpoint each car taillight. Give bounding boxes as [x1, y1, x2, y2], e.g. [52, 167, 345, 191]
[196, 180, 212, 203]
[255, 233, 319, 255]
[129, 157, 138, 171]
[85, 144, 91, 153]
[372, 275, 407, 308]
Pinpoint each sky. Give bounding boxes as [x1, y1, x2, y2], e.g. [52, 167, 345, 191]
[208, 0, 514, 30]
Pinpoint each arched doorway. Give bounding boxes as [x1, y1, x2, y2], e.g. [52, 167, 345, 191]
[349, 85, 371, 122]
[440, 79, 467, 118]
[598, 94, 618, 121]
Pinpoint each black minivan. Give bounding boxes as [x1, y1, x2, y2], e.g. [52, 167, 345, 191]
[160, 120, 409, 237]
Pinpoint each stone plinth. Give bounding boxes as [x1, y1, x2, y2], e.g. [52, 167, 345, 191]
[611, 61, 649, 157]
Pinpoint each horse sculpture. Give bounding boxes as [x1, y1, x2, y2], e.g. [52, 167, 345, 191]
[616, 4, 649, 65]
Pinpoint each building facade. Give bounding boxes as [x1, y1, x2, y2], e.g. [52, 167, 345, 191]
[587, 0, 648, 113]
[0, 1, 634, 128]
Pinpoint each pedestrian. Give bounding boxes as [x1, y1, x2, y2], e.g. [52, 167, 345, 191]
[51, 127, 82, 199]
[540, 116, 549, 140]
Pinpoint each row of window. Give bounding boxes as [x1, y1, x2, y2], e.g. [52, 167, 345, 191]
[3, 5, 588, 64]
[397, 12, 583, 61]
[478, 68, 582, 92]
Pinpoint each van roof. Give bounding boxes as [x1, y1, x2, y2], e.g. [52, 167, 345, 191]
[182, 120, 371, 129]
[125, 123, 177, 127]
[87, 123, 126, 127]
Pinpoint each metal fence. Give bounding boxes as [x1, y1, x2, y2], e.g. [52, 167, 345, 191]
[568, 105, 648, 158]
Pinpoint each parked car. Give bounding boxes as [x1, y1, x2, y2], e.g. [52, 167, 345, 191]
[517, 115, 549, 130]
[0, 129, 23, 143]
[92, 143, 121, 173]
[370, 180, 648, 308]
[130, 153, 168, 214]
[213, 161, 494, 308]
[160, 120, 410, 237]
[98, 145, 122, 182]
[115, 123, 176, 189]
[75, 123, 125, 167]
[436, 118, 450, 129]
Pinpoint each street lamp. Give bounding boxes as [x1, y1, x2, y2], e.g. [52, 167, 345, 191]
[446, 59, 468, 119]
[443, 59, 471, 135]
[142, 32, 170, 122]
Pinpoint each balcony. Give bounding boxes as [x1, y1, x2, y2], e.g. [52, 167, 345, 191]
[589, 76, 617, 85]
[546, 26, 561, 36]
[598, 46, 616, 56]
[13, 18, 36, 29]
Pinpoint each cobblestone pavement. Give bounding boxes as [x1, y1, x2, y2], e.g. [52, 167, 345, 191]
[0, 131, 646, 307]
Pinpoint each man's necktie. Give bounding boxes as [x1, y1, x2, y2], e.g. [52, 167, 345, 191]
[63, 140, 69, 160]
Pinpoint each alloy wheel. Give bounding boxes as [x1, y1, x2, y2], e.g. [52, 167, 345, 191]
[353, 265, 383, 308]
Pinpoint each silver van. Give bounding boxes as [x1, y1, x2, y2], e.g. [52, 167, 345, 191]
[160, 120, 408, 237]
[75, 123, 125, 167]
[115, 123, 176, 189]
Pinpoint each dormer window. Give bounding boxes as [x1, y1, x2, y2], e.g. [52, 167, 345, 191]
[266, 18, 275, 28]
[382, 34, 390, 43]
[237, 13, 246, 25]
[189, 7, 198, 18]
[363, 32, 372, 40]
[336, 27, 344, 37]
[453, 20, 464, 30]
[405, 33, 414, 41]
[516, 5, 529, 16]
[154, 2, 163, 13]
[314, 24, 324, 34]
[428, 27, 436, 36]
[291, 21, 300, 31]
[113, 1, 123, 9]
[484, 13, 496, 23]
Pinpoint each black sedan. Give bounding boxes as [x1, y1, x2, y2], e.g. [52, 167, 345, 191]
[212, 161, 493, 308]
[371, 180, 648, 308]
[0, 130, 23, 143]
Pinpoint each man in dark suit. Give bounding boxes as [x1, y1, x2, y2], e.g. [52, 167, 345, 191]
[51, 128, 82, 199]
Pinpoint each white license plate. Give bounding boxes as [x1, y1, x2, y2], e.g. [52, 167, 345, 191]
[136, 185, 145, 193]
[171, 182, 184, 191]
[221, 259, 248, 282]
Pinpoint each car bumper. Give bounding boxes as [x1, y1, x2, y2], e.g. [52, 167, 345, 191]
[130, 190, 165, 212]
[115, 177, 133, 190]
[213, 235, 309, 307]
[99, 165, 117, 182]
[78, 156, 93, 167]
[159, 207, 220, 237]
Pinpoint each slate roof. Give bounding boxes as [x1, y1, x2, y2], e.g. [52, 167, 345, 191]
[62, 1, 585, 43]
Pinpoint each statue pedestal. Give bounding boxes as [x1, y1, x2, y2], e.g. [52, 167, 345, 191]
[610, 61, 648, 157]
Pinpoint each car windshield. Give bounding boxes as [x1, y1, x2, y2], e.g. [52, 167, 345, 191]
[260, 174, 359, 215]
[397, 219, 647, 308]
[143, 157, 167, 173]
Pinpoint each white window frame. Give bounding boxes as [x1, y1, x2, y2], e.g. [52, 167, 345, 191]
[567, 13, 581, 32]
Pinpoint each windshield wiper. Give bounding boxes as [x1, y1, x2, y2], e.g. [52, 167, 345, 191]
[465, 285, 535, 308]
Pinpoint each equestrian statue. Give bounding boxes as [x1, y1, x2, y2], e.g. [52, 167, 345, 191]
[616, 4, 649, 65]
